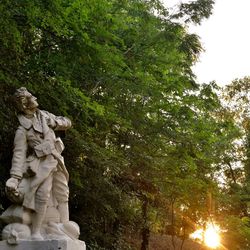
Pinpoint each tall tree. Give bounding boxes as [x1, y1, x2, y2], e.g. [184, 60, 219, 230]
[0, 0, 239, 249]
[218, 78, 250, 249]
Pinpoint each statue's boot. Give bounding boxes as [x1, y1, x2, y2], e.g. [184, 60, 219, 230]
[31, 201, 47, 240]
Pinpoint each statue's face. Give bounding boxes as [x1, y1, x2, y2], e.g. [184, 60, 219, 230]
[15, 87, 39, 115]
[22, 93, 39, 115]
[27, 95, 39, 110]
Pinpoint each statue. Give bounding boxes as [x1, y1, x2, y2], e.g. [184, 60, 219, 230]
[0, 87, 85, 249]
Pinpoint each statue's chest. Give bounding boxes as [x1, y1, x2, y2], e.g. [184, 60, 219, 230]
[26, 127, 55, 146]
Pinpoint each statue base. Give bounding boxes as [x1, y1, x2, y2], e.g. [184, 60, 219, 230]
[0, 239, 86, 250]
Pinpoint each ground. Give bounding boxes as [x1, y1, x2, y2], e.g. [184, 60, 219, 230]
[126, 233, 207, 250]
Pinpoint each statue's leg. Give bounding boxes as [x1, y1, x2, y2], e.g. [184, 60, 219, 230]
[58, 202, 69, 223]
[31, 173, 53, 240]
[52, 171, 69, 223]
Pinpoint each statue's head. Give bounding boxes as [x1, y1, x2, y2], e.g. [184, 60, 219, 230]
[14, 87, 38, 114]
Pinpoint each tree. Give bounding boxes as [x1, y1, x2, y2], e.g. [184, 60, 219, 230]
[0, 0, 238, 249]
[216, 77, 250, 249]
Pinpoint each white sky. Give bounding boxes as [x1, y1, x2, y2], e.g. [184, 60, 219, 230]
[165, 0, 250, 86]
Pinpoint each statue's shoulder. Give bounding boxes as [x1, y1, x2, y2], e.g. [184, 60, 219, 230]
[14, 125, 27, 139]
[39, 109, 54, 119]
[16, 125, 26, 132]
[17, 114, 32, 130]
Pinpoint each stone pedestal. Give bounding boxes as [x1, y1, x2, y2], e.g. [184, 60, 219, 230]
[0, 239, 86, 250]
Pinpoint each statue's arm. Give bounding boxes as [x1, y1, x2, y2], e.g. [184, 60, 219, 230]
[54, 116, 72, 131]
[42, 110, 72, 131]
[10, 126, 27, 179]
[6, 126, 27, 191]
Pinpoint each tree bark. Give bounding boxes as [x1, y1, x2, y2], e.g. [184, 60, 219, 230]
[141, 197, 150, 250]
[171, 200, 176, 250]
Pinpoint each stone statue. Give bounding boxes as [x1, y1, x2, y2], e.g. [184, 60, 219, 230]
[0, 87, 85, 249]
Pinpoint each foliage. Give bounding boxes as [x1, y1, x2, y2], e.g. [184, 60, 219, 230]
[217, 78, 250, 249]
[220, 216, 250, 250]
[173, 0, 215, 25]
[0, 0, 241, 249]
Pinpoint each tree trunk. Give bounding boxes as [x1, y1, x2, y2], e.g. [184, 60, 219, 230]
[180, 219, 186, 250]
[171, 200, 176, 250]
[141, 197, 150, 250]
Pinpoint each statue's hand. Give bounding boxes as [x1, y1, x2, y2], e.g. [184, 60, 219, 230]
[5, 177, 24, 203]
[6, 177, 19, 192]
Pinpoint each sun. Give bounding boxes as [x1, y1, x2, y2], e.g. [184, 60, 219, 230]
[204, 223, 221, 248]
[190, 222, 221, 249]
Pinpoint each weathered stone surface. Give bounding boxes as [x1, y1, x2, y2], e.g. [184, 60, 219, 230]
[1, 87, 82, 244]
[0, 239, 86, 250]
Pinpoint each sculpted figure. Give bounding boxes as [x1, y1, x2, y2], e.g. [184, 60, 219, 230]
[2, 87, 77, 242]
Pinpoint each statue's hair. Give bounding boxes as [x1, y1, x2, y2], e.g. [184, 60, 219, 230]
[14, 87, 32, 111]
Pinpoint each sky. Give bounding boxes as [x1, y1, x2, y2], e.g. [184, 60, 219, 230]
[165, 0, 250, 86]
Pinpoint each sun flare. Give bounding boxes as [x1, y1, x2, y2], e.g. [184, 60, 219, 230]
[190, 229, 203, 241]
[190, 223, 221, 249]
[204, 223, 220, 248]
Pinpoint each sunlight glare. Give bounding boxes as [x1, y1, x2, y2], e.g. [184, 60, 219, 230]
[190, 228, 203, 241]
[204, 223, 220, 248]
[190, 223, 221, 249]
